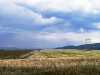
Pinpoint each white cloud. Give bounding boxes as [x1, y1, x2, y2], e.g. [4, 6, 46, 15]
[80, 28, 85, 32]
[0, 0, 61, 26]
[34, 31, 100, 44]
[36, 16, 62, 25]
[0, 24, 22, 35]
[1, 27, 99, 47]
[9, 0, 100, 14]
[92, 23, 100, 29]
[42, 27, 60, 32]
[1, 0, 100, 48]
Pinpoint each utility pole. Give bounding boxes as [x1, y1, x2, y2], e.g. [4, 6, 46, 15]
[67, 44, 69, 49]
[86, 38, 88, 50]
[89, 38, 91, 50]
[85, 38, 91, 50]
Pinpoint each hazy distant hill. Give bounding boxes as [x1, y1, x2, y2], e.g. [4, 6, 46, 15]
[0, 47, 42, 50]
[55, 43, 100, 50]
[0, 47, 19, 50]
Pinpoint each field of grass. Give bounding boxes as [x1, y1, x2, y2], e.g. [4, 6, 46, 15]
[0, 50, 32, 59]
[28, 49, 100, 59]
[0, 49, 100, 75]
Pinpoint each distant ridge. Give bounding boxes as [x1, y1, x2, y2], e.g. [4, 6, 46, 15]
[0, 47, 20, 50]
[0, 47, 42, 50]
[55, 43, 100, 50]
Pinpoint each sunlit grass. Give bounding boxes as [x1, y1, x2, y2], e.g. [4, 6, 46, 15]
[28, 49, 100, 59]
[0, 49, 100, 75]
[0, 58, 100, 75]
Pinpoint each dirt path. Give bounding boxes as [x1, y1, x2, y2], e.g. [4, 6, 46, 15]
[19, 50, 40, 59]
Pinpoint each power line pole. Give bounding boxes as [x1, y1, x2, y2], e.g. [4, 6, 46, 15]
[67, 44, 69, 49]
[86, 38, 88, 50]
[89, 38, 91, 50]
[85, 38, 91, 50]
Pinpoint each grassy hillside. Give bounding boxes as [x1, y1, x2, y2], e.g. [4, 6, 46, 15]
[0, 49, 100, 75]
[28, 49, 100, 59]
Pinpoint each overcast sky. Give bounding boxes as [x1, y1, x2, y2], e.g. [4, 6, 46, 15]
[0, 0, 100, 48]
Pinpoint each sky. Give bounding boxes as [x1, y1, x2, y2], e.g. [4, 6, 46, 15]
[0, 0, 100, 48]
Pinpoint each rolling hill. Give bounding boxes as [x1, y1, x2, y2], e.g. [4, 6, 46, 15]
[55, 43, 100, 50]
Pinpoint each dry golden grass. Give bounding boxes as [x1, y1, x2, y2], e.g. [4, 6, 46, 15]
[0, 58, 99, 67]
[1, 49, 100, 75]
[0, 50, 100, 67]
[28, 49, 100, 59]
[0, 49, 100, 68]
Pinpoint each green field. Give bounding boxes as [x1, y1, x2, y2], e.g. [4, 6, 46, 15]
[29, 49, 100, 58]
[0, 49, 100, 75]
[0, 50, 32, 59]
